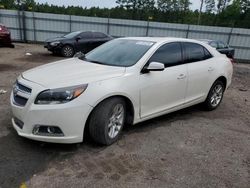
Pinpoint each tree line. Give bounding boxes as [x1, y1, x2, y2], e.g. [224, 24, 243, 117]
[0, 0, 249, 28]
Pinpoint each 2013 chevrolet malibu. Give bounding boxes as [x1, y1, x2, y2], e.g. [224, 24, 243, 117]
[11, 37, 233, 145]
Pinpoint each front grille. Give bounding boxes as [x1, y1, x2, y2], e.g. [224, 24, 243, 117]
[16, 82, 32, 93]
[13, 81, 32, 106]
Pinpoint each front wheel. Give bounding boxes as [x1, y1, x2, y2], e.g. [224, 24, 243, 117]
[61, 45, 74, 57]
[203, 80, 225, 111]
[89, 98, 126, 145]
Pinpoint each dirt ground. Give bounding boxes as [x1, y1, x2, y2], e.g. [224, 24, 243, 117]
[0, 43, 250, 188]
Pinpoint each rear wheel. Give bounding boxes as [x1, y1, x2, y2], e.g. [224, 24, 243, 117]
[204, 80, 225, 111]
[89, 98, 126, 145]
[61, 45, 74, 57]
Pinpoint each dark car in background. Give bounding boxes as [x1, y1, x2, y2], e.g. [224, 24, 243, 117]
[44, 31, 113, 57]
[0, 23, 14, 48]
[199, 39, 235, 58]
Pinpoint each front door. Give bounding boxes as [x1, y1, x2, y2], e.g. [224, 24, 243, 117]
[139, 42, 188, 118]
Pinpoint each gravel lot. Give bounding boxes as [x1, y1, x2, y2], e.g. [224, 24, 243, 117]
[0, 43, 250, 188]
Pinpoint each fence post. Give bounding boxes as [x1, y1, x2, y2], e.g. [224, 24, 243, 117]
[186, 24, 190, 38]
[227, 27, 234, 45]
[17, 10, 23, 41]
[107, 17, 110, 35]
[32, 11, 36, 42]
[22, 10, 27, 42]
[146, 20, 149, 36]
[69, 15, 72, 32]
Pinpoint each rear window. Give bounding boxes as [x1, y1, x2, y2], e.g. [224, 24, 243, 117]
[183, 42, 212, 63]
[93, 32, 107, 38]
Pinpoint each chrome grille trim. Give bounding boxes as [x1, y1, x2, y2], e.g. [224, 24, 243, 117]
[13, 81, 32, 106]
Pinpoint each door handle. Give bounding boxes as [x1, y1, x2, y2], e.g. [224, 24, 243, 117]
[208, 67, 214, 72]
[177, 74, 186, 80]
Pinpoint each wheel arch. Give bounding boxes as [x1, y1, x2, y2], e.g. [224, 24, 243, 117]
[215, 76, 227, 90]
[62, 43, 75, 51]
[205, 75, 228, 101]
[63, 43, 75, 49]
[83, 95, 135, 140]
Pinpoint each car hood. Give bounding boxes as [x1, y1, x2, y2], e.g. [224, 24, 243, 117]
[22, 58, 126, 88]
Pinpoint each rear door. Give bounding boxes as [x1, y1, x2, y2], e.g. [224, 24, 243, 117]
[183, 42, 215, 104]
[91, 32, 110, 50]
[140, 42, 188, 118]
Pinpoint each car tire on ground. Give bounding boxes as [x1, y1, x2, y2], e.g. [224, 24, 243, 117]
[204, 80, 225, 111]
[61, 45, 74, 57]
[89, 98, 126, 145]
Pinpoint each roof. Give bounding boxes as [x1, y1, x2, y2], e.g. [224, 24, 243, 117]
[119, 37, 207, 44]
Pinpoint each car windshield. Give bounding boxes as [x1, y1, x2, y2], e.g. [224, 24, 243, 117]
[82, 39, 155, 67]
[63, 31, 81, 38]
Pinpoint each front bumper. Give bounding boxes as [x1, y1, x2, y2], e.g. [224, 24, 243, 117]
[10, 78, 93, 144]
[44, 43, 62, 53]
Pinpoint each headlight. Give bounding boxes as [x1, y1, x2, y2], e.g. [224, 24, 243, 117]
[50, 41, 60, 46]
[35, 84, 88, 105]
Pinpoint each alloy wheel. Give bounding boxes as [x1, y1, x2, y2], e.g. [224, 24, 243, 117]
[108, 104, 125, 139]
[210, 84, 223, 107]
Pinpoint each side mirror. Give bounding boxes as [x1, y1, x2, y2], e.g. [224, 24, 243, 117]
[76, 36, 81, 41]
[142, 62, 165, 73]
[74, 51, 85, 58]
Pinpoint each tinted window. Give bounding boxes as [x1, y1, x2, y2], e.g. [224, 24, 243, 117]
[63, 31, 81, 38]
[94, 32, 107, 38]
[204, 48, 213, 59]
[79, 32, 93, 39]
[183, 42, 212, 63]
[149, 42, 182, 67]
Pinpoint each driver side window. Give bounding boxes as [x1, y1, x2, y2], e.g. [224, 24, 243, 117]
[148, 42, 183, 67]
[79, 32, 93, 39]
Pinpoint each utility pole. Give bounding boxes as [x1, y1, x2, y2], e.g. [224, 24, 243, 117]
[198, 0, 204, 25]
[17, 0, 23, 41]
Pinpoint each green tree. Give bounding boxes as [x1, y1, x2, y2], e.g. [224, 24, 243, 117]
[0, 0, 15, 9]
[205, 0, 215, 12]
[157, 0, 179, 12]
[217, 0, 231, 13]
[116, 0, 155, 19]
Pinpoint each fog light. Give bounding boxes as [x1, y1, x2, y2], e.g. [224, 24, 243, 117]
[47, 127, 55, 134]
[33, 125, 64, 137]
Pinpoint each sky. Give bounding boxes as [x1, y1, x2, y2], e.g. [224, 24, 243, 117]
[36, 0, 201, 10]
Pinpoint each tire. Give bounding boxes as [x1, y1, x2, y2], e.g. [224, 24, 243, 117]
[203, 80, 225, 111]
[89, 98, 126, 145]
[61, 45, 74, 57]
[51, 51, 57, 55]
[9, 44, 15, 48]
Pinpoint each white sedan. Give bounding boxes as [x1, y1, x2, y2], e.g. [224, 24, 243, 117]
[11, 37, 233, 145]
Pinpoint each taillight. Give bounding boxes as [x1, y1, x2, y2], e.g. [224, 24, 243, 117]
[0, 25, 8, 32]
